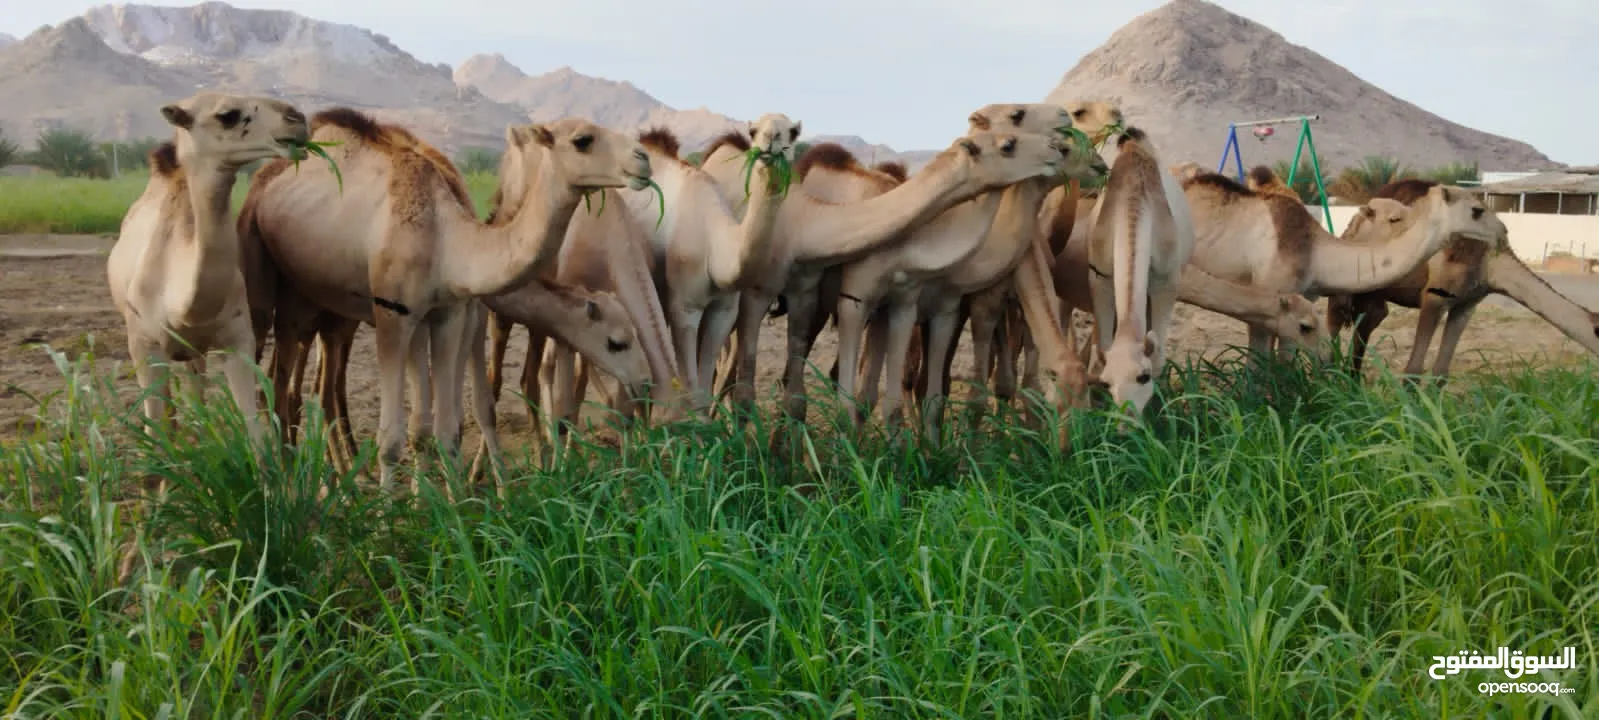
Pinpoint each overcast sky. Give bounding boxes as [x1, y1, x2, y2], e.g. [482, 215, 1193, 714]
[4, 0, 1593, 165]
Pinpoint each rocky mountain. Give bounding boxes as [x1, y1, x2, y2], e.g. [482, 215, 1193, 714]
[1046, 0, 1556, 172]
[451, 53, 914, 160]
[0, 33, 15, 49]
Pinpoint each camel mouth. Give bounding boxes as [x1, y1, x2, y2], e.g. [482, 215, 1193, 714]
[625, 173, 652, 191]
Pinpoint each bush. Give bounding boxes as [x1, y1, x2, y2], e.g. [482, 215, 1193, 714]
[28, 126, 109, 179]
[454, 146, 501, 176]
[0, 128, 19, 169]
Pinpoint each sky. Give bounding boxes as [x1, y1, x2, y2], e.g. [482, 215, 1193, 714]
[3, 0, 1595, 165]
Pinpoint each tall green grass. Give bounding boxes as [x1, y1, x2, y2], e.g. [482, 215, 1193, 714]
[0, 171, 501, 234]
[1, 346, 1595, 718]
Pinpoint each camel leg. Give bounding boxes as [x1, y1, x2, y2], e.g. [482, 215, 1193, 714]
[967, 285, 1006, 410]
[486, 311, 515, 400]
[539, 340, 576, 463]
[370, 306, 420, 493]
[1428, 297, 1483, 378]
[775, 274, 825, 425]
[1403, 295, 1449, 376]
[218, 328, 266, 451]
[426, 305, 469, 493]
[918, 297, 962, 442]
[697, 294, 740, 413]
[330, 324, 360, 474]
[405, 327, 433, 453]
[466, 308, 505, 493]
[520, 332, 547, 435]
[877, 298, 920, 432]
[127, 335, 174, 486]
[857, 305, 893, 416]
[1348, 300, 1389, 376]
[726, 290, 770, 423]
[832, 287, 880, 427]
[316, 327, 354, 475]
[671, 305, 709, 409]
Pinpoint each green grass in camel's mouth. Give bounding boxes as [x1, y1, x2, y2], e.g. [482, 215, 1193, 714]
[737, 147, 796, 199]
[584, 177, 668, 229]
[288, 139, 345, 193]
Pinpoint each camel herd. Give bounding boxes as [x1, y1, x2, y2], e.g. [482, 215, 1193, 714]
[103, 91, 1599, 494]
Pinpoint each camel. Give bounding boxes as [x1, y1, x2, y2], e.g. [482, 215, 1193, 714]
[239, 107, 653, 490]
[1325, 178, 1599, 376]
[834, 103, 1110, 439]
[1178, 169, 1509, 358]
[622, 116, 798, 409]
[691, 128, 1073, 432]
[1087, 127, 1195, 414]
[1041, 193, 1326, 372]
[923, 101, 1125, 419]
[107, 92, 309, 467]
[485, 183, 678, 459]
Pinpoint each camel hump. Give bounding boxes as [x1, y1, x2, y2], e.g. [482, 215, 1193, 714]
[1247, 165, 1279, 187]
[637, 127, 682, 157]
[872, 160, 908, 182]
[1373, 177, 1437, 204]
[148, 142, 181, 177]
[795, 142, 859, 178]
[702, 129, 750, 158]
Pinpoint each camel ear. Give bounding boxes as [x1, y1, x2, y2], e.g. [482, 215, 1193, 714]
[1360, 205, 1375, 219]
[967, 112, 991, 131]
[747, 122, 757, 139]
[1439, 186, 1458, 204]
[160, 104, 194, 130]
[789, 122, 801, 142]
[584, 299, 600, 320]
[509, 124, 555, 148]
[1142, 331, 1158, 358]
[958, 138, 981, 158]
[1278, 296, 1292, 311]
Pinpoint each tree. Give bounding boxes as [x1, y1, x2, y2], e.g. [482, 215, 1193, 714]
[0, 128, 18, 169]
[28, 126, 108, 178]
[98, 136, 163, 174]
[1329, 155, 1413, 203]
[1419, 161, 1478, 186]
[454, 146, 501, 175]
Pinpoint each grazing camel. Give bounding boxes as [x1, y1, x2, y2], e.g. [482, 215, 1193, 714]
[107, 92, 309, 464]
[839, 104, 1109, 439]
[1088, 127, 1195, 414]
[1326, 178, 1599, 376]
[1178, 170, 1508, 358]
[1031, 192, 1327, 377]
[240, 107, 652, 491]
[693, 129, 1073, 432]
[951, 101, 1125, 415]
[625, 117, 798, 408]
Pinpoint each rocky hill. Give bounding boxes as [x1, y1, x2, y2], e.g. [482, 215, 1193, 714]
[1046, 0, 1556, 172]
[451, 53, 910, 160]
[0, 4, 921, 162]
[0, 33, 15, 49]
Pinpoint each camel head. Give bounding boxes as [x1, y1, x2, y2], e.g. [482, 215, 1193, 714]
[1271, 294, 1331, 359]
[941, 130, 1068, 191]
[507, 118, 653, 191]
[1341, 198, 1415, 242]
[1099, 332, 1158, 416]
[1064, 100, 1126, 146]
[1421, 185, 1509, 247]
[581, 290, 653, 397]
[746, 113, 802, 163]
[158, 92, 309, 170]
[965, 103, 1109, 182]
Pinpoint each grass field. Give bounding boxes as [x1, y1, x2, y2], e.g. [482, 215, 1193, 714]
[0, 170, 502, 233]
[1, 345, 1595, 718]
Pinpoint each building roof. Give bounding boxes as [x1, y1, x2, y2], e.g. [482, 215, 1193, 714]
[1478, 171, 1599, 195]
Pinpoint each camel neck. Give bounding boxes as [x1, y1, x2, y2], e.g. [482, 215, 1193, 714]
[174, 164, 244, 323]
[454, 155, 584, 298]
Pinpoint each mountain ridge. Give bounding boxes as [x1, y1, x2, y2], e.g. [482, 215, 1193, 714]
[1043, 0, 1556, 171]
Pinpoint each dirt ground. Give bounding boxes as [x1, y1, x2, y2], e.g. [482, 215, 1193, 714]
[3, 233, 1596, 445]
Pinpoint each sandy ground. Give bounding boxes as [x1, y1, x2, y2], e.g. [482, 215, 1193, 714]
[3, 233, 1596, 446]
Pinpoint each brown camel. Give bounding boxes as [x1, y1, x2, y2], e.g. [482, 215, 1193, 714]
[240, 107, 653, 491]
[1326, 178, 1599, 376]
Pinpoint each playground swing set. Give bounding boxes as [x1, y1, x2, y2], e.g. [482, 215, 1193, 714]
[1216, 114, 1335, 232]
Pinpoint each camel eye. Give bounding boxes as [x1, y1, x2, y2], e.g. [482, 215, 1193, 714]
[606, 337, 629, 353]
[1471, 207, 1484, 220]
[573, 134, 595, 151]
[1000, 138, 1017, 155]
[1073, 109, 1087, 119]
[216, 109, 242, 128]
[1135, 372, 1152, 384]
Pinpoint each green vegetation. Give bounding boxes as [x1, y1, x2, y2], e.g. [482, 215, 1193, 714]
[1, 346, 1595, 717]
[0, 169, 503, 234]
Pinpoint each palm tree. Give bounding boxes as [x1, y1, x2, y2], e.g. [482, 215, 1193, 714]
[1270, 155, 1332, 204]
[28, 126, 108, 178]
[1420, 161, 1479, 186]
[1329, 155, 1413, 203]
